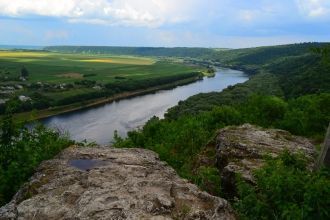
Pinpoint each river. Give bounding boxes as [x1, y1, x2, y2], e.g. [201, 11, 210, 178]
[43, 68, 248, 145]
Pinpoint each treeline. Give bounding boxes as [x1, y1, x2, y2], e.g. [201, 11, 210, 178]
[0, 92, 52, 114]
[44, 46, 218, 58]
[215, 42, 327, 66]
[45, 43, 329, 62]
[54, 91, 109, 106]
[53, 72, 199, 106]
[105, 72, 200, 92]
[1, 72, 200, 114]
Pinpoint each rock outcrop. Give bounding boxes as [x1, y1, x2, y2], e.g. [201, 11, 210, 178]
[0, 146, 235, 220]
[215, 124, 316, 197]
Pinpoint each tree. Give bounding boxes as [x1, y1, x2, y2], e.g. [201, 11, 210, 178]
[311, 45, 330, 64]
[20, 66, 29, 78]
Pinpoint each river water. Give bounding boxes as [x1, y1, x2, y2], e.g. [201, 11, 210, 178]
[43, 68, 248, 145]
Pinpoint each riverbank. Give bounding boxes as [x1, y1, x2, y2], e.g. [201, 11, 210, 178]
[201, 70, 216, 78]
[11, 75, 202, 122]
[42, 69, 248, 144]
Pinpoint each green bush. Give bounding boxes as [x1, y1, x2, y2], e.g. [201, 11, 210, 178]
[0, 115, 72, 206]
[234, 151, 330, 220]
[242, 95, 288, 127]
[279, 93, 330, 137]
[193, 166, 221, 196]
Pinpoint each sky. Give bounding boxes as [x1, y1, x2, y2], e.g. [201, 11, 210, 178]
[0, 0, 329, 48]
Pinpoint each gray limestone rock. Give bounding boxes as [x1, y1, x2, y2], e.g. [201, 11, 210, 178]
[215, 124, 316, 197]
[0, 146, 235, 220]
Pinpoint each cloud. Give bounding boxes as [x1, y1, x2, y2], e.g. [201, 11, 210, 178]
[0, 0, 202, 27]
[0, 0, 329, 47]
[296, 0, 330, 18]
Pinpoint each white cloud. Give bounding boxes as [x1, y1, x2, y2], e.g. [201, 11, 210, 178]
[0, 0, 202, 27]
[296, 0, 330, 18]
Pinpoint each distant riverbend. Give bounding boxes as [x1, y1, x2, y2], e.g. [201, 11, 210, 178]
[42, 68, 248, 145]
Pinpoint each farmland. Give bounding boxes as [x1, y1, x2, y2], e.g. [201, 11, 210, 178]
[0, 51, 191, 83]
[0, 50, 202, 117]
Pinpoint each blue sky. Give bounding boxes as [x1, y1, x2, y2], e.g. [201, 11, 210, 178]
[0, 0, 329, 48]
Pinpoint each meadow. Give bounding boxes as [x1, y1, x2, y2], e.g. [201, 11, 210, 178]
[0, 50, 201, 116]
[0, 51, 196, 83]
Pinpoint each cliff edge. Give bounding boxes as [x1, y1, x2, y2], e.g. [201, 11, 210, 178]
[0, 146, 234, 220]
[215, 124, 316, 197]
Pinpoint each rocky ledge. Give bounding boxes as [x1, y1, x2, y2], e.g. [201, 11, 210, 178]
[0, 146, 234, 220]
[215, 124, 316, 197]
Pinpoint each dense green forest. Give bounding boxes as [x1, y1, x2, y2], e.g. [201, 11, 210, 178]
[167, 43, 330, 118]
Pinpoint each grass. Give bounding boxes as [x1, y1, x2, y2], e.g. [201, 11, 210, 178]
[0, 50, 202, 116]
[0, 51, 193, 84]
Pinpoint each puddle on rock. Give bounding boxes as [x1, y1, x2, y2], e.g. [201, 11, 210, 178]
[69, 159, 108, 171]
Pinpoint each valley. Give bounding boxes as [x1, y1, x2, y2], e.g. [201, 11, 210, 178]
[1, 1, 329, 219]
[1, 43, 329, 219]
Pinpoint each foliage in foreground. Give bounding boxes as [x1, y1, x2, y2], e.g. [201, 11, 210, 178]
[114, 93, 330, 177]
[0, 115, 72, 206]
[234, 151, 330, 220]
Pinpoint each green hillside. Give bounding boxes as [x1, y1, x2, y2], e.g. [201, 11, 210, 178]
[44, 46, 219, 58]
[166, 43, 330, 119]
[113, 43, 330, 219]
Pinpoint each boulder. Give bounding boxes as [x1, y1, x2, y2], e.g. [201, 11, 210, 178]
[0, 146, 235, 220]
[215, 124, 316, 197]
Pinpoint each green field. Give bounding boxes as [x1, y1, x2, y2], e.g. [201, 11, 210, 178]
[0, 51, 197, 83]
[0, 50, 201, 116]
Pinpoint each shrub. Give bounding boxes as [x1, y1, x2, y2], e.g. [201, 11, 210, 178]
[0, 115, 72, 206]
[193, 166, 221, 196]
[242, 95, 288, 127]
[234, 151, 330, 220]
